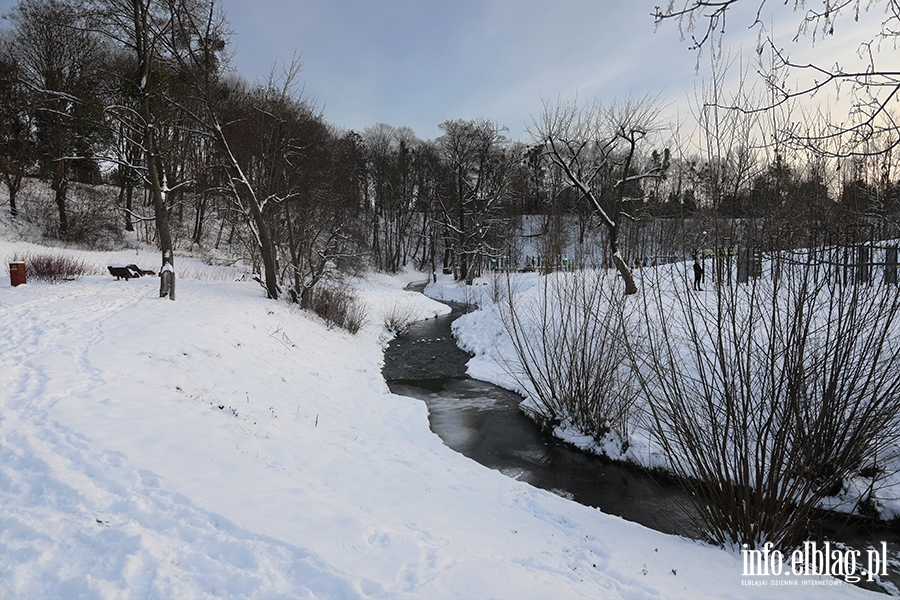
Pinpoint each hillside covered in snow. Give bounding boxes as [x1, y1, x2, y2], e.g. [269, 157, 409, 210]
[0, 218, 879, 598]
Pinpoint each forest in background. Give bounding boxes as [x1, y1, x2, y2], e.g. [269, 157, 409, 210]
[1, 0, 899, 308]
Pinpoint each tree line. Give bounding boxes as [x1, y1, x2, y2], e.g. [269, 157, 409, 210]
[1, 0, 899, 306]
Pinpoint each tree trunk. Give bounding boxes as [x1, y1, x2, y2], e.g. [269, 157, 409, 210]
[457, 169, 468, 282]
[124, 178, 134, 232]
[131, 0, 174, 300]
[8, 186, 18, 217]
[611, 252, 638, 295]
[372, 210, 381, 270]
[145, 126, 175, 300]
[140, 103, 174, 299]
[52, 161, 69, 239]
[285, 201, 303, 299]
[245, 188, 277, 298]
[611, 137, 638, 296]
[608, 224, 637, 295]
[192, 196, 205, 246]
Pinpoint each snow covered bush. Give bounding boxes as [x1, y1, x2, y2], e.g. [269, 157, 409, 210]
[630, 260, 900, 550]
[498, 271, 637, 446]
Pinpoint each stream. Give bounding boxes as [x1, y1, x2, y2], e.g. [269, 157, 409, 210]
[383, 291, 699, 538]
[383, 284, 900, 593]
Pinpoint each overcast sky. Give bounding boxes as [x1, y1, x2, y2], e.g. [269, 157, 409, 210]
[0, 0, 890, 143]
[218, 0, 698, 140]
[215, 0, 889, 143]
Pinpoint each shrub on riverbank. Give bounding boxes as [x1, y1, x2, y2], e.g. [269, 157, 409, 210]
[454, 260, 900, 551]
[497, 271, 637, 447]
[631, 265, 900, 549]
[382, 301, 418, 334]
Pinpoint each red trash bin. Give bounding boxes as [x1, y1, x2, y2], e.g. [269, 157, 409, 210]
[9, 261, 26, 286]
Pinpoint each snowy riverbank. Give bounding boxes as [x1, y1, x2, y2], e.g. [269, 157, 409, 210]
[0, 229, 878, 597]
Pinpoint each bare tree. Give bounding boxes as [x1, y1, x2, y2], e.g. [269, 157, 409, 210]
[208, 85, 282, 300]
[269, 93, 350, 305]
[530, 95, 667, 295]
[90, 0, 231, 299]
[408, 139, 448, 279]
[92, 0, 178, 297]
[654, 0, 900, 157]
[437, 118, 516, 284]
[195, 59, 366, 307]
[155, 1, 315, 303]
[9, 0, 111, 239]
[362, 123, 422, 273]
[0, 36, 34, 217]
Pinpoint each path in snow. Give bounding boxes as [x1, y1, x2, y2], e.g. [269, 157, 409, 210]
[0, 281, 356, 599]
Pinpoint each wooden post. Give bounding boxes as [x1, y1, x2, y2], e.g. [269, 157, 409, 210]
[857, 245, 871, 285]
[886, 246, 898, 285]
[737, 248, 749, 284]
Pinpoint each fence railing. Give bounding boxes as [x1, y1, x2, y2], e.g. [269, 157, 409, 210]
[701, 242, 900, 286]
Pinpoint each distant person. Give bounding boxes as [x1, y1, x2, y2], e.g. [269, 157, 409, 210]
[693, 257, 704, 291]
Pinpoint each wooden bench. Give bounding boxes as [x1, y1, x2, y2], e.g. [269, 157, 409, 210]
[108, 264, 154, 280]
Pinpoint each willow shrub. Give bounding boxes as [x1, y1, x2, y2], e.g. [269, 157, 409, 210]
[498, 271, 637, 448]
[630, 262, 900, 549]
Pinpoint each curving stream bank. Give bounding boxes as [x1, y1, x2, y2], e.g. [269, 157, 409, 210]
[383, 290, 699, 538]
[383, 283, 900, 593]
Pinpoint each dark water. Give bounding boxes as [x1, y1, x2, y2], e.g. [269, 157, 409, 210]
[383, 284, 900, 593]
[388, 377, 697, 536]
[383, 292, 698, 537]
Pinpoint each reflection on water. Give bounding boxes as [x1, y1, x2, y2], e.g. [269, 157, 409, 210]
[387, 377, 698, 537]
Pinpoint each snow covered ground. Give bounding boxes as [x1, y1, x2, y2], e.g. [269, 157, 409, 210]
[441, 266, 900, 523]
[0, 223, 880, 597]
